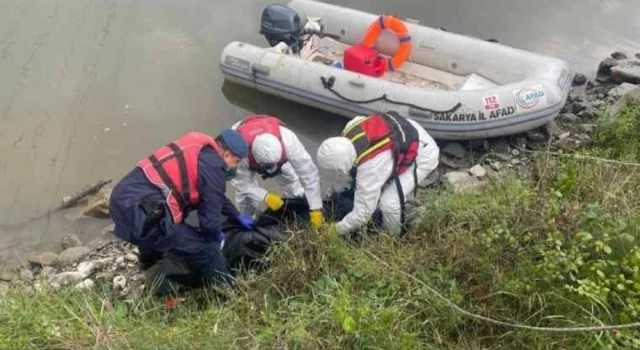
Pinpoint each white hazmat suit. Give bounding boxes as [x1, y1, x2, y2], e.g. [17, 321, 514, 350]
[317, 116, 439, 235]
[231, 121, 323, 216]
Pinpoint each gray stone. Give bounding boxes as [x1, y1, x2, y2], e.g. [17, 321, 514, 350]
[611, 52, 628, 60]
[28, 252, 58, 267]
[490, 162, 502, 172]
[571, 102, 588, 114]
[49, 271, 85, 287]
[125, 253, 137, 262]
[0, 282, 9, 296]
[77, 260, 103, 277]
[82, 186, 112, 218]
[75, 279, 95, 290]
[597, 57, 618, 79]
[0, 266, 18, 282]
[56, 246, 91, 266]
[636, 53, 640, 60]
[467, 139, 486, 151]
[546, 121, 562, 137]
[558, 132, 571, 141]
[88, 238, 112, 251]
[96, 272, 115, 282]
[442, 142, 467, 159]
[580, 124, 596, 133]
[493, 153, 512, 162]
[511, 159, 522, 165]
[511, 149, 521, 157]
[526, 131, 547, 143]
[101, 224, 116, 237]
[569, 86, 587, 102]
[607, 86, 640, 116]
[468, 165, 487, 178]
[41, 267, 57, 278]
[572, 73, 587, 86]
[61, 234, 82, 251]
[608, 83, 637, 98]
[611, 63, 640, 84]
[19, 269, 34, 281]
[560, 113, 579, 123]
[439, 156, 462, 169]
[443, 171, 482, 193]
[115, 256, 125, 265]
[113, 275, 127, 290]
[490, 138, 511, 153]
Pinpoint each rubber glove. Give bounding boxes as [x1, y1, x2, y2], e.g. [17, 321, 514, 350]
[264, 193, 284, 211]
[236, 214, 254, 230]
[309, 210, 324, 229]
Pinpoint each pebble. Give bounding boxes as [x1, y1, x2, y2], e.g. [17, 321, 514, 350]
[113, 275, 127, 290]
[493, 153, 512, 162]
[511, 149, 521, 157]
[19, 269, 34, 281]
[49, 272, 85, 288]
[125, 253, 137, 262]
[75, 279, 95, 290]
[511, 159, 522, 165]
[61, 234, 83, 251]
[468, 165, 487, 178]
[490, 162, 502, 172]
[28, 252, 58, 267]
[115, 256, 125, 265]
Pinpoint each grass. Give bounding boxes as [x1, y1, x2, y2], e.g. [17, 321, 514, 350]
[1, 103, 640, 349]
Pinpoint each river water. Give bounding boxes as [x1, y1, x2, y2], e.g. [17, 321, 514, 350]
[0, 0, 638, 261]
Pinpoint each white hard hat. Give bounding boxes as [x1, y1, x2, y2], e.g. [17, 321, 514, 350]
[252, 134, 282, 165]
[344, 116, 367, 131]
[316, 137, 356, 174]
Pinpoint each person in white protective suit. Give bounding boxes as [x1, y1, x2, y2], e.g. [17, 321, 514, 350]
[231, 115, 324, 229]
[316, 111, 439, 235]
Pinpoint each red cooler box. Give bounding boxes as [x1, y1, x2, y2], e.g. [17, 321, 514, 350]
[343, 44, 386, 77]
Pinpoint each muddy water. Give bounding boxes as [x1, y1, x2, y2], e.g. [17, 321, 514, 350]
[0, 0, 638, 260]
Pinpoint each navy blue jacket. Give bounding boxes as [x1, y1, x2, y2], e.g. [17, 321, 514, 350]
[110, 146, 239, 243]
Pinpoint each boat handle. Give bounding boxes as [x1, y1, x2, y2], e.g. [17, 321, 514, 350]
[251, 64, 271, 76]
[348, 79, 365, 88]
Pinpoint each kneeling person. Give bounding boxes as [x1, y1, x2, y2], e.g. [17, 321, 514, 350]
[316, 112, 439, 235]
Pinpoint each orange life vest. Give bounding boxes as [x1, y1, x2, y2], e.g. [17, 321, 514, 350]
[342, 112, 419, 176]
[237, 115, 287, 178]
[137, 132, 221, 223]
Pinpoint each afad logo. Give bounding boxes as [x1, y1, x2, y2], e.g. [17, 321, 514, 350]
[515, 85, 546, 109]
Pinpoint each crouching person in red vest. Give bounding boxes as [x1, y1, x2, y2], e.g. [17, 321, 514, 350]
[231, 115, 324, 229]
[109, 129, 249, 287]
[316, 112, 439, 236]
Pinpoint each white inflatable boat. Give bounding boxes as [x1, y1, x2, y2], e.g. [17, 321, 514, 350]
[220, 0, 573, 140]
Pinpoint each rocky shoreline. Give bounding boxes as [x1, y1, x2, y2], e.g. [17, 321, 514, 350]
[1, 52, 639, 298]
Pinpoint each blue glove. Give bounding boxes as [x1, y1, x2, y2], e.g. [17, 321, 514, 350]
[236, 214, 254, 230]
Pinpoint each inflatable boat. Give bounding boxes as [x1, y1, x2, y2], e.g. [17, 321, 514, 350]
[220, 0, 573, 140]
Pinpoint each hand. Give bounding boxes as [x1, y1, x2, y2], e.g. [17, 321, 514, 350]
[309, 210, 324, 229]
[236, 214, 254, 230]
[264, 193, 284, 211]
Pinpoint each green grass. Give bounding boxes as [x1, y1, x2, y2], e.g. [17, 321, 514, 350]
[1, 104, 640, 350]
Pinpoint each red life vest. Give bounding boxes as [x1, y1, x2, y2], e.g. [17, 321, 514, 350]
[137, 132, 222, 223]
[342, 112, 420, 176]
[237, 115, 287, 175]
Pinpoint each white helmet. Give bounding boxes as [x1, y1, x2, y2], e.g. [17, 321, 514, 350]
[316, 137, 356, 174]
[252, 134, 282, 165]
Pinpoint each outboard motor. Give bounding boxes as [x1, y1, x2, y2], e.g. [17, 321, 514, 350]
[260, 5, 307, 54]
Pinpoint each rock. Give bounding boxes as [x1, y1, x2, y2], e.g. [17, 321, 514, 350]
[115, 256, 125, 265]
[82, 186, 112, 218]
[526, 131, 547, 144]
[597, 57, 618, 79]
[546, 121, 562, 138]
[440, 156, 462, 169]
[560, 113, 579, 123]
[0, 282, 9, 296]
[607, 86, 640, 116]
[19, 269, 34, 281]
[49, 272, 85, 287]
[443, 171, 482, 193]
[558, 132, 571, 141]
[77, 260, 104, 277]
[608, 83, 638, 98]
[493, 153, 512, 162]
[579, 108, 599, 119]
[113, 275, 127, 290]
[56, 246, 92, 266]
[468, 165, 487, 178]
[511, 159, 522, 165]
[41, 267, 57, 278]
[101, 224, 116, 237]
[468, 140, 486, 151]
[88, 238, 112, 251]
[61, 234, 82, 251]
[490, 138, 511, 153]
[125, 253, 137, 262]
[511, 149, 521, 157]
[611, 63, 640, 85]
[75, 279, 95, 290]
[571, 102, 588, 114]
[490, 162, 502, 172]
[580, 124, 596, 133]
[96, 272, 115, 282]
[569, 86, 587, 102]
[572, 73, 587, 86]
[420, 169, 441, 187]
[28, 252, 58, 267]
[0, 266, 18, 282]
[442, 142, 467, 159]
[611, 52, 627, 60]
[637, 53, 640, 60]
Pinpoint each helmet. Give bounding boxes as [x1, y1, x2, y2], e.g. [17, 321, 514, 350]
[252, 134, 282, 165]
[316, 137, 356, 174]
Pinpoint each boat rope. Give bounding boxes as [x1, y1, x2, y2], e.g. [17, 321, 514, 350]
[320, 76, 462, 114]
[524, 149, 640, 167]
[365, 250, 640, 333]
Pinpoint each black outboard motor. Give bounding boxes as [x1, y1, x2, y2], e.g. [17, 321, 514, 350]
[260, 4, 307, 54]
